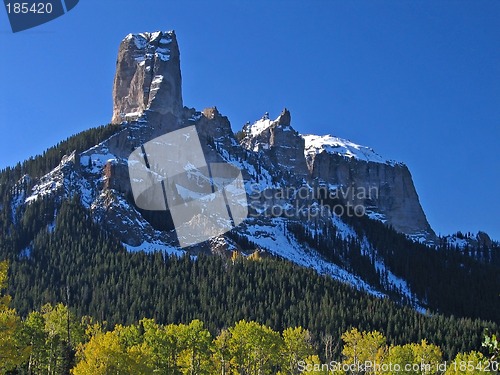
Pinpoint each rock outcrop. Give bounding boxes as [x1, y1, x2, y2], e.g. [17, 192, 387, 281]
[306, 150, 434, 237]
[239, 112, 434, 240]
[241, 109, 310, 180]
[111, 31, 183, 123]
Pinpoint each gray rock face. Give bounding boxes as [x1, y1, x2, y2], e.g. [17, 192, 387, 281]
[307, 152, 434, 238]
[111, 31, 183, 124]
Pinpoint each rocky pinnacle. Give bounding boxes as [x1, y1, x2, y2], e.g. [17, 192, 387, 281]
[111, 31, 183, 124]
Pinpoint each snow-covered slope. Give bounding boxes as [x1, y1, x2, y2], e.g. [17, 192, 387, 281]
[303, 134, 395, 165]
[240, 217, 384, 297]
[247, 116, 274, 137]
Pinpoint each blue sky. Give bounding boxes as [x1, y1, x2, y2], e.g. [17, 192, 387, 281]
[0, 0, 499, 240]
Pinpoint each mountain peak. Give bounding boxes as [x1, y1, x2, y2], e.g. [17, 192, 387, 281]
[278, 108, 291, 126]
[124, 30, 176, 43]
[202, 107, 221, 120]
[112, 30, 183, 124]
[243, 110, 294, 139]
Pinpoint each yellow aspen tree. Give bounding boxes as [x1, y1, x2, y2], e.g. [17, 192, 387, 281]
[0, 260, 30, 373]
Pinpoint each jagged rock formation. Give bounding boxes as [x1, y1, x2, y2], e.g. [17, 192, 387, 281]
[112, 31, 183, 124]
[13, 30, 459, 306]
[443, 230, 494, 250]
[26, 30, 437, 246]
[19, 29, 439, 246]
[241, 109, 309, 180]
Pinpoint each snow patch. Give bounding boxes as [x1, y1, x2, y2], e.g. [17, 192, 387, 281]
[360, 236, 426, 313]
[132, 34, 147, 49]
[155, 52, 170, 61]
[444, 235, 468, 249]
[303, 134, 395, 165]
[19, 246, 32, 259]
[123, 241, 185, 257]
[80, 153, 116, 174]
[151, 75, 164, 85]
[25, 152, 76, 204]
[247, 118, 274, 136]
[242, 218, 384, 297]
[366, 211, 387, 223]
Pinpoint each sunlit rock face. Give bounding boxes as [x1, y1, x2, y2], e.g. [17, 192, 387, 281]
[111, 31, 183, 124]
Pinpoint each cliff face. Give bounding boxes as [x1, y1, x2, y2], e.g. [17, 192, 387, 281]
[111, 31, 183, 124]
[238, 112, 434, 240]
[306, 151, 433, 237]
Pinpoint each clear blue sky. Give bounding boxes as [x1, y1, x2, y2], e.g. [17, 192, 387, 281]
[0, 1, 499, 240]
